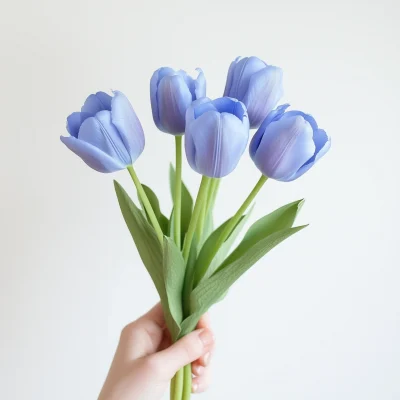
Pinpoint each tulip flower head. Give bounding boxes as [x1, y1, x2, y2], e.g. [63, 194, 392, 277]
[224, 56, 283, 129]
[150, 67, 206, 135]
[185, 97, 250, 178]
[250, 104, 331, 181]
[61, 91, 145, 173]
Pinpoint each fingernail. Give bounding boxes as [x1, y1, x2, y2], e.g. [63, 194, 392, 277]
[199, 329, 214, 346]
[203, 352, 211, 366]
[192, 383, 198, 393]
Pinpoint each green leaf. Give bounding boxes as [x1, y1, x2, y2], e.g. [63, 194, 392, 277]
[138, 184, 169, 235]
[114, 180, 180, 338]
[180, 225, 307, 336]
[182, 235, 199, 318]
[201, 210, 214, 246]
[163, 237, 185, 340]
[169, 164, 193, 243]
[193, 206, 254, 286]
[223, 199, 304, 266]
[168, 207, 175, 239]
[198, 178, 219, 247]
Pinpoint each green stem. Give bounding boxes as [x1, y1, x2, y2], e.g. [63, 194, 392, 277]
[182, 176, 211, 262]
[182, 364, 192, 400]
[170, 368, 184, 400]
[193, 175, 268, 287]
[174, 136, 183, 248]
[195, 191, 208, 247]
[127, 165, 164, 245]
[206, 178, 220, 211]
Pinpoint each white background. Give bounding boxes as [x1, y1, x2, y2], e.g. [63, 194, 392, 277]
[1, 0, 399, 399]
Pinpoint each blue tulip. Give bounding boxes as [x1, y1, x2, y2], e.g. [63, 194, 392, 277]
[185, 97, 249, 178]
[150, 67, 206, 134]
[61, 91, 145, 173]
[224, 56, 283, 129]
[249, 104, 331, 181]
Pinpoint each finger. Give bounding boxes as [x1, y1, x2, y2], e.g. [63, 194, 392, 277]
[192, 363, 205, 377]
[196, 313, 211, 330]
[137, 303, 165, 327]
[193, 313, 214, 367]
[120, 304, 166, 359]
[192, 367, 212, 393]
[192, 349, 212, 370]
[149, 328, 215, 380]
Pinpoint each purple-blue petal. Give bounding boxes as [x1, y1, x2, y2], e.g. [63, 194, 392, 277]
[185, 111, 249, 178]
[111, 91, 145, 164]
[81, 92, 112, 115]
[249, 104, 290, 157]
[252, 116, 315, 180]
[212, 97, 247, 122]
[243, 66, 283, 128]
[150, 67, 176, 131]
[223, 56, 241, 97]
[66, 112, 92, 137]
[226, 56, 267, 99]
[194, 100, 218, 119]
[194, 68, 206, 99]
[60, 136, 125, 173]
[78, 112, 130, 165]
[157, 75, 192, 134]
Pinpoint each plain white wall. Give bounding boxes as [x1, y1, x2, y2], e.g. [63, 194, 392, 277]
[1, 0, 399, 399]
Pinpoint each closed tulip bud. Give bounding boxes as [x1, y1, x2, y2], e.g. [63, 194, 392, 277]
[250, 104, 331, 181]
[185, 97, 249, 178]
[61, 91, 145, 173]
[150, 67, 206, 135]
[224, 56, 283, 129]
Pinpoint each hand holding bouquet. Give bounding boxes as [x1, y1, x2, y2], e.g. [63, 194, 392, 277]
[61, 56, 330, 399]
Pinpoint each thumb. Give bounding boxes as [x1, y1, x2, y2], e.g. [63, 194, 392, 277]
[151, 329, 214, 379]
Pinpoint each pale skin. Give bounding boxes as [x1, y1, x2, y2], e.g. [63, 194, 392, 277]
[98, 304, 215, 400]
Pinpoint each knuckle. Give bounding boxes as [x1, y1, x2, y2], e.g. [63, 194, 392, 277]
[120, 322, 138, 340]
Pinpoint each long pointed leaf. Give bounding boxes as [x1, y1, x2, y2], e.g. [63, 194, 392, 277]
[163, 237, 185, 340]
[224, 199, 304, 267]
[169, 164, 193, 244]
[194, 206, 254, 286]
[180, 225, 307, 336]
[138, 184, 169, 235]
[114, 181, 180, 338]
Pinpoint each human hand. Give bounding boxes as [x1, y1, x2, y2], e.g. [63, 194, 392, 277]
[98, 304, 215, 400]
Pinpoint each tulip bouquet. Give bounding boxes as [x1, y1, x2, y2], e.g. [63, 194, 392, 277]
[61, 56, 330, 399]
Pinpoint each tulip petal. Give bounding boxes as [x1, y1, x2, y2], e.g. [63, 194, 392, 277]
[157, 75, 192, 134]
[284, 129, 331, 181]
[282, 110, 319, 131]
[253, 116, 315, 181]
[227, 57, 267, 99]
[186, 97, 212, 127]
[244, 66, 283, 128]
[194, 100, 218, 119]
[111, 91, 145, 164]
[66, 112, 92, 137]
[177, 70, 196, 99]
[186, 111, 249, 178]
[223, 56, 242, 97]
[194, 68, 206, 99]
[314, 130, 331, 162]
[81, 92, 112, 115]
[60, 136, 125, 173]
[78, 112, 130, 165]
[212, 97, 247, 122]
[150, 67, 175, 130]
[249, 104, 290, 157]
